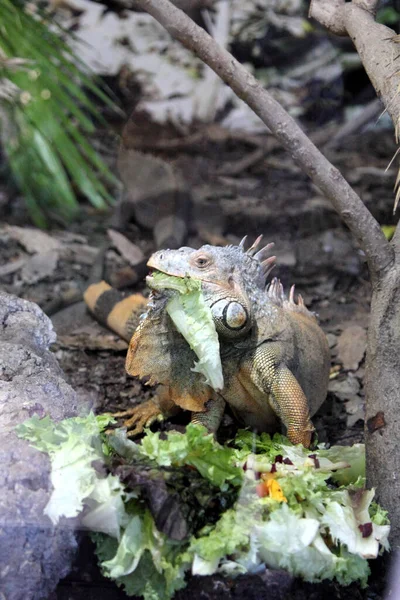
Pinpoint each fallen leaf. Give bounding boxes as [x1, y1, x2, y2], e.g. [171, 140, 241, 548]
[328, 375, 360, 399]
[367, 411, 386, 433]
[56, 330, 128, 351]
[107, 229, 145, 266]
[337, 325, 367, 371]
[20, 251, 58, 284]
[6, 225, 61, 254]
[0, 257, 26, 277]
[345, 397, 365, 427]
[60, 243, 99, 265]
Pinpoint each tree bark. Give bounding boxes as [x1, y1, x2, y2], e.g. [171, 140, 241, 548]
[308, 0, 347, 36]
[365, 266, 400, 549]
[343, 4, 400, 134]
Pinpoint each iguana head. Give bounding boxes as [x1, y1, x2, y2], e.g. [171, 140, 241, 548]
[146, 235, 276, 338]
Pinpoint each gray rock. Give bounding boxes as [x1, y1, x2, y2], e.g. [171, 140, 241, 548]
[0, 292, 82, 600]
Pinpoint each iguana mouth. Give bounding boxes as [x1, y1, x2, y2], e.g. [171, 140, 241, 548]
[146, 268, 186, 295]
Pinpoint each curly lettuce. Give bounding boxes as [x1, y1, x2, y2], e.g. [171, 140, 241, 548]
[149, 271, 224, 391]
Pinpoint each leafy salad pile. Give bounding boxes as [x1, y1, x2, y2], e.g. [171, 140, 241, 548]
[17, 414, 390, 600]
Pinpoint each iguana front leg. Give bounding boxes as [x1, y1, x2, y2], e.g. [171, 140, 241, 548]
[191, 395, 225, 434]
[111, 386, 179, 437]
[252, 343, 314, 447]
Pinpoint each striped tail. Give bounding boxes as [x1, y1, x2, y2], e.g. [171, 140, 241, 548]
[84, 281, 148, 342]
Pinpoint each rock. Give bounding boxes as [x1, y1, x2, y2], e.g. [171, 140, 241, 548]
[0, 292, 82, 600]
[345, 396, 365, 427]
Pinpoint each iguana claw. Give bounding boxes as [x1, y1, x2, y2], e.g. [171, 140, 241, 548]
[110, 399, 164, 437]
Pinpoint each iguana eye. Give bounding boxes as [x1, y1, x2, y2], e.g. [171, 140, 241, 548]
[194, 255, 211, 268]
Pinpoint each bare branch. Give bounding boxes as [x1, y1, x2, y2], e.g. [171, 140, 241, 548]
[309, 0, 347, 36]
[129, 0, 394, 277]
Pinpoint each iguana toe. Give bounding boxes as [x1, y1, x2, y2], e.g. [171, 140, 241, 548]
[110, 399, 164, 437]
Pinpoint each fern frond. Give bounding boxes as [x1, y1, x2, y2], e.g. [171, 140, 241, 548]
[0, 0, 119, 226]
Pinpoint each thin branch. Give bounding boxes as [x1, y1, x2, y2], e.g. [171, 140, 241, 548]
[308, 0, 347, 36]
[128, 0, 394, 278]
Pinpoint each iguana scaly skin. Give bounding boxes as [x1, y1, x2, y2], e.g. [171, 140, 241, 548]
[85, 236, 330, 447]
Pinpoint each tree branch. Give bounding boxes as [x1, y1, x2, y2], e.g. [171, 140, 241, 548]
[128, 0, 394, 277]
[343, 4, 400, 132]
[353, 0, 380, 14]
[311, 2, 399, 133]
[309, 0, 347, 36]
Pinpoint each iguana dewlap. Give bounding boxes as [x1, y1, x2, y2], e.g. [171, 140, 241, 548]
[85, 236, 330, 447]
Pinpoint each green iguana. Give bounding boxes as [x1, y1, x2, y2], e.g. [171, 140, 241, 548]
[84, 236, 330, 447]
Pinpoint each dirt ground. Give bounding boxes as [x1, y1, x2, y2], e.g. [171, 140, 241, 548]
[0, 125, 397, 599]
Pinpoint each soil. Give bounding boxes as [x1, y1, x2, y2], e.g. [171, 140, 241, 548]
[0, 125, 397, 600]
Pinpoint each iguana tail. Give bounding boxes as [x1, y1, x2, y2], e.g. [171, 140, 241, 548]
[84, 281, 148, 342]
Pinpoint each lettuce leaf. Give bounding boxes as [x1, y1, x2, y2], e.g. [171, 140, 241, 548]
[16, 412, 114, 524]
[256, 507, 370, 586]
[97, 509, 190, 600]
[82, 474, 133, 539]
[150, 271, 224, 391]
[138, 423, 243, 488]
[149, 272, 201, 294]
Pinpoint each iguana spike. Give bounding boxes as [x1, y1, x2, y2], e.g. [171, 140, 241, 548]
[261, 256, 276, 279]
[254, 242, 275, 262]
[289, 284, 295, 305]
[267, 277, 285, 305]
[239, 235, 248, 250]
[246, 235, 263, 256]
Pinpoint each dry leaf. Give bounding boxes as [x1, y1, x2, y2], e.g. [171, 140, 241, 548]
[20, 251, 58, 284]
[6, 225, 61, 254]
[107, 229, 145, 266]
[0, 257, 26, 277]
[337, 325, 367, 371]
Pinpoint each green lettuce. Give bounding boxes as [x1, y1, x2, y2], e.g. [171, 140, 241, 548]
[16, 413, 116, 525]
[150, 271, 224, 391]
[138, 423, 242, 488]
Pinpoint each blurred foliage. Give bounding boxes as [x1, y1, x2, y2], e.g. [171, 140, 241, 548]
[381, 225, 396, 241]
[376, 6, 400, 26]
[0, 0, 118, 226]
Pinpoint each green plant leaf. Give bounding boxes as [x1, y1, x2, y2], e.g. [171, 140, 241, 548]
[0, 0, 119, 225]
